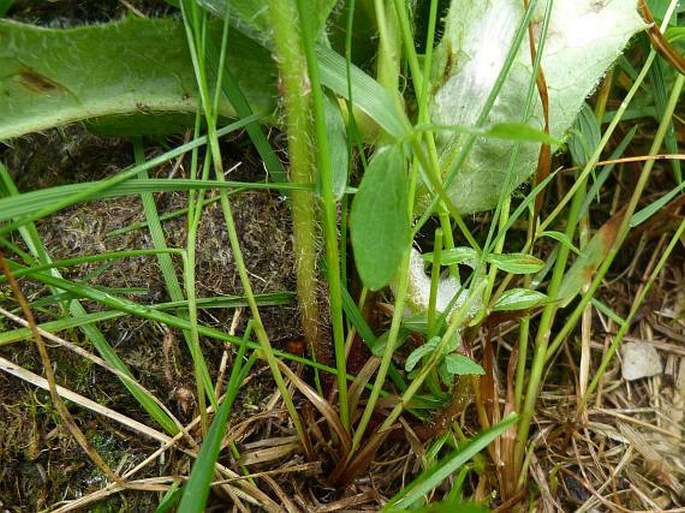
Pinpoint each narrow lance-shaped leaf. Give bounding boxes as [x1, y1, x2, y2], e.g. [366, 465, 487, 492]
[316, 45, 411, 140]
[567, 102, 602, 167]
[422, 246, 478, 267]
[557, 211, 624, 307]
[177, 340, 253, 513]
[386, 413, 518, 510]
[350, 145, 410, 291]
[486, 253, 546, 274]
[315, 92, 348, 200]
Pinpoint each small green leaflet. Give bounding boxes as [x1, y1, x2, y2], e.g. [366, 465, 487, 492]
[486, 253, 545, 274]
[422, 246, 478, 267]
[493, 288, 547, 311]
[405, 337, 440, 372]
[444, 354, 485, 376]
[424, 249, 545, 274]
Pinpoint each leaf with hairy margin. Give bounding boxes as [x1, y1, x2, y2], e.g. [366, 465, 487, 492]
[429, 0, 646, 214]
[0, 18, 276, 139]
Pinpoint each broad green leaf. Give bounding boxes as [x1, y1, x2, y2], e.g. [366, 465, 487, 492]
[386, 413, 518, 510]
[493, 288, 547, 311]
[486, 253, 545, 274]
[429, 0, 646, 213]
[422, 246, 478, 267]
[0, 18, 275, 139]
[557, 212, 624, 306]
[350, 145, 410, 290]
[444, 354, 485, 376]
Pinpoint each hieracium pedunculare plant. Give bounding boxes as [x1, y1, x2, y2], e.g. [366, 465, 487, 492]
[2, 0, 681, 510]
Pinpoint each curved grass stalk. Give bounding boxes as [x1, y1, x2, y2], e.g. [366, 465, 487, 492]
[180, 0, 311, 455]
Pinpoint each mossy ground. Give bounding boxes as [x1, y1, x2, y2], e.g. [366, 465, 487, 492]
[0, 124, 302, 510]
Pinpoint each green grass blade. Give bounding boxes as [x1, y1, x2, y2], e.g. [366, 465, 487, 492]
[0, 115, 262, 236]
[155, 480, 182, 513]
[630, 179, 685, 227]
[0, 170, 181, 436]
[316, 45, 411, 139]
[0, 177, 315, 224]
[385, 413, 518, 510]
[177, 337, 255, 512]
[8, 262, 344, 374]
[0, 293, 292, 346]
[133, 139, 217, 410]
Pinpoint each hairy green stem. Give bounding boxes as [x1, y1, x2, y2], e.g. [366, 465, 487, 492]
[267, 0, 321, 363]
[295, 0, 350, 431]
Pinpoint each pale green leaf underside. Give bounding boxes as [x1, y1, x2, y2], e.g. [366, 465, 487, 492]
[0, 18, 275, 140]
[444, 353, 485, 376]
[430, 0, 646, 213]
